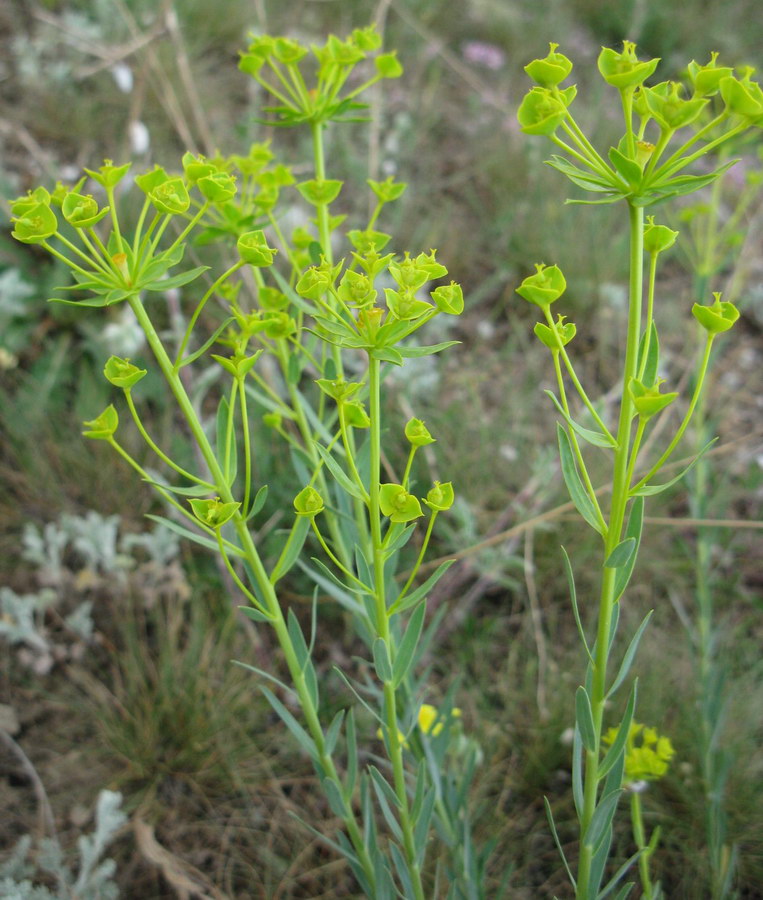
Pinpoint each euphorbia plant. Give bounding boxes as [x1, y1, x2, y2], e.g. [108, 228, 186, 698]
[11, 24, 486, 899]
[518, 40, 760, 900]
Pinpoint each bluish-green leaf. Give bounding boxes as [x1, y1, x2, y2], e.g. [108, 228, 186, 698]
[392, 600, 426, 688]
[260, 685, 316, 759]
[546, 391, 616, 448]
[544, 797, 577, 890]
[143, 264, 209, 292]
[557, 423, 604, 534]
[608, 611, 652, 698]
[372, 637, 393, 682]
[584, 789, 622, 852]
[576, 686, 597, 752]
[605, 537, 636, 569]
[388, 560, 455, 615]
[315, 443, 368, 502]
[631, 439, 716, 496]
[599, 680, 638, 779]
[270, 515, 311, 584]
[562, 546, 593, 665]
[614, 497, 644, 601]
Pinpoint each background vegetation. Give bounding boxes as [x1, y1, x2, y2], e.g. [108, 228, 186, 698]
[1, 0, 761, 897]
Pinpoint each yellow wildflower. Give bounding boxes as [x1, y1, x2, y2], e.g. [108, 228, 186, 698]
[602, 721, 675, 784]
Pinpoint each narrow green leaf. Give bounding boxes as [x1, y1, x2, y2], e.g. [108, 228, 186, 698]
[572, 724, 584, 819]
[315, 443, 368, 501]
[614, 497, 644, 601]
[144, 514, 227, 555]
[544, 797, 577, 890]
[370, 346, 403, 366]
[260, 686, 316, 759]
[392, 600, 426, 688]
[142, 479, 211, 497]
[324, 709, 345, 757]
[246, 484, 269, 521]
[322, 776, 348, 817]
[398, 340, 460, 358]
[641, 322, 660, 388]
[346, 708, 358, 795]
[583, 789, 622, 852]
[576, 686, 597, 752]
[605, 537, 636, 569]
[557, 423, 604, 534]
[143, 264, 210, 291]
[597, 851, 642, 899]
[607, 611, 653, 698]
[372, 637, 393, 682]
[389, 841, 415, 898]
[631, 439, 716, 496]
[178, 316, 235, 368]
[270, 515, 311, 584]
[612, 884, 635, 900]
[561, 547, 593, 665]
[546, 391, 616, 448]
[388, 560, 455, 615]
[232, 660, 292, 694]
[237, 605, 274, 624]
[599, 680, 638, 779]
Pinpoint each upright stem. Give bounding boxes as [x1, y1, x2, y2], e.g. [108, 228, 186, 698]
[127, 294, 376, 891]
[577, 203, 644, 899]
[369, 357, 426, 900]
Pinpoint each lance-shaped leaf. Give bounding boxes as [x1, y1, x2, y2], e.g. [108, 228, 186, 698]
[557, 424, 604, 534]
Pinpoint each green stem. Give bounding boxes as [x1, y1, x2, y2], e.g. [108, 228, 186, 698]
[630, 791, 654, 899]
[311, 120, 333, 265]
[126, 293, 376, 891]
[630, 336, 714, 493]
[637, 253, 659, 382]
[397, 511, 437, 601]
[238, 377, 253, 515]
[124, 389, 214, 487]
[369, 356, 426, 900]
[576, 203, 644, 900]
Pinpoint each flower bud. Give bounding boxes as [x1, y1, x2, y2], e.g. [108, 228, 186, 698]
[687, 52, 734, 97]
[375, 52, 403, 79]
[431, 282, 464, 315]
[351, 25, 382, 52]
[642, 81, 707, 130]
[237, 230, 277, 266]
[82, 405, 119, 440]
[720, 71, 763, 120]
[135, 165, 169, 194]
[597, 41, 660, 89]
[347, 229, 392, 253]
[189, 497, 241, 527]
[405, 418, 435, 447]
[368, 176, 407, 203]
[211, 350, 263, 378]
[297, 179, 343, 206]
[343, 400, 371, 428]
[272, 37, 308, 64]
[103, 356, 147, 389]
[643, 216, 679, 255]
[11, 202, 58, 244]
[197, 172, 237, 202]
[516, 263, 566, 308]
[263, 412, 282, 429]
[692, 292, 740, 335]
[258, 286, 289, 310]
[534, 314, 576, 350]
[385, 288, 432, 321]
[524, 42, 573, 87]
[517, 87, 568, 135]
[83, 159, 131, 189]
[10, 187, 51, 217]
[338, 270, 377, 308]
[182, 152, 217, 184]
[379, 484, 423, 523]
[61, 192, 110, 228]
[293, 486, 325, 517]
[425, 481, 454, 511]
[149, 177, 191, 215]
[628, 377, 678, 419]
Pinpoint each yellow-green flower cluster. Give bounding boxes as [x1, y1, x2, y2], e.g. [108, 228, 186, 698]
[603, 721, 675, 783]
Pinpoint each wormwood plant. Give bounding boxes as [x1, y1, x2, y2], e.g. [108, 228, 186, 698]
[517, 41, 761, 899]
[9, 25, 484, 899]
